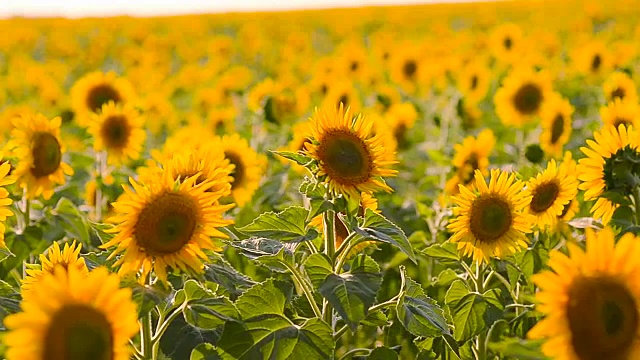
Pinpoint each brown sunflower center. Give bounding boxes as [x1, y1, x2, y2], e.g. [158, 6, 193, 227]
[469, 195, 513, 243]
[470, 75, 478, 90]
[87, 84, 121, 113]
[592, 54, 602, 72]
[503, 37, 513, 50]
[567, 276, 638, 360]
[403, 60, 417, 79]
[613, 117, 632, 128]
[31, 131, 62, 178]
[529, 180, 560, 214]
[225, 152, 245, 190]
[611, 87, 626, 100]
[513, 83, 543, 115]
[44, 304, 113, 360]
[317, 130, 373, 186]
[320, 84, 328, 95]
[135, 192, 198, 255]
[550, 114, 565, 144]
[100, 115, 131, 150]
[350, 61, 359, 72]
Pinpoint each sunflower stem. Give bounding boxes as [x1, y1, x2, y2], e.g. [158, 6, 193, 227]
[475, 263, 488, 360]
[94, 150, 106, 222]
[141, 313, 154, 360]
[152, 302, 185, 355]
[334, 232, 358, 273]
[633, 186, 640, 226]
[22, 192, 30, 230]
[284, 262, 323, 319]
[323, 209, 336, 326]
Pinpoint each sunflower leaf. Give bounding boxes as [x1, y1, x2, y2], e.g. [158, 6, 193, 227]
[271, 150, 315, 167]
[184, 296, 240, 330]
[49, 197, 91, 245]
[445, 280, 504, 343]
[203, 255, 256, 299]
[422, 241, 460, 263]
[353, 209, 417, 263]
[237, 206, 316, 242]
[190, 343, 222, 360]
[231, 237, 296, 272]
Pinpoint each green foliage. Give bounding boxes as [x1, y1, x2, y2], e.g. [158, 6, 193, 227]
[445, 280, 504, 343]
[353, 209, 417, 263]
[237, 206, 318, 243]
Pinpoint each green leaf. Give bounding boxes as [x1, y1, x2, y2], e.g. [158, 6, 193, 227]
[190, 343, 222, 360]
[231, 238, 296, 272]
[319, 255, 382, 331]
[271, 151, 314, 167]
[488, 338, 547, 360]
[366, 346, 398, 359]
[49, 197, 90, 244]
[303, 253, 333, 288]
[237, 206, 316, 242]
[362, 309, 390, 327]
[184, 296, 240, 330]
[445, 280, 504, 343]
[184, 279, 210, 301]
[204, 255, 256, 299]
[299, 179, 333, 220]
[396, 269, 451, 338]
[353, 209, 417, 263]
[128, 282, 169, 319]
[422, 241, 460, 263]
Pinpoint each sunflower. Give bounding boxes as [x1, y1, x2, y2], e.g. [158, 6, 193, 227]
[3, 266, 139, 360]
[217, 133, 266, 207]
[11, 114, 73, 200]
[22, 241, 89, 292]
[447, 169, 535, 263]
[539, 93, 574, 159]
[70, 71, 136, 127]
[384, 102, 418, 148]
[373, 83, 402, 114]
[603, 71, 638, 104]
[557, 152, 580, 226]
[207, 106, 237, 135]
[89, 102, 146, 165]
[572, 40, 612, 79]
[599, 98, 640, 129]
[456, 62, 491, 104]
[321, 80, 362, 115]
[102, 169, 234, 283]
[139, 91, 179, 136]
[279, 120, 314, 174]
[494, 68, 553, 127]
[247, 78, 276, 113]
[489, 23, 524, 66]
[304, 104, 398, 199]
[528, 227, 640, 360]
[445, 129, 496, 196]
[0, 156, 15, 249]
[526, 159, 579, 230]
[389, 45, 425, 94]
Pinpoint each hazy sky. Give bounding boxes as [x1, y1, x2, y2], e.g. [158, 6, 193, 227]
[0, 0, 469, 18]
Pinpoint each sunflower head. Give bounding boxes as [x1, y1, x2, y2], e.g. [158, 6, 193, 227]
[217, 133, 266, 207]
[603, 71, 638, 103]
[526, 159, 579, 229]
[304, 104, 398, 200]
[529, 227, 640, 360]
[447, 169, 535, 263]
[90, 101, 147, 165]
[494, 68, 553, 127]
[0, 158, 15, 249]
[70, 71, 136, 127]
[539, 93, 574, 158]
[22, 241, 89, 292]
[599, 98, 640, 129]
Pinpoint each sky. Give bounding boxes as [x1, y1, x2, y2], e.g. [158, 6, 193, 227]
[0, 0, 471, 18]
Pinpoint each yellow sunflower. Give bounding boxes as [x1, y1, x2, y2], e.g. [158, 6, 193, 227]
[22, 241, 89, 292]
[539, 94, 574, 159]
[447, 169, 535, 263]
[70, 71, 136, 127]
[445, 129, 496, 196]
[599, 98, 640, 129]
[217, 133, 266, 208]
[489, 23, 524, 66]
[456, 61, 492, 104]
[89, 102, 146, 165]
[494, 68, 553, 127]
[305, 104, 398, 199]
[572, 40, 612, 79]
[11, 114, 73, 200]
[321, 80, 362, 115]
[279, 120, 314, 174]
[3, 266, 139, 360]
[577, 124, 640, 225]
[556, 152, 580, 226]
[385, 102, 418, 148]
[526, 159, 579, 230]
[389, 45, 425, 94]
[603, 71, 638, 104]
[528, 227, 640, 360]
[0, 156, 15, 249]
[247, 78, 276, 113]
[102, 170, 234, 283]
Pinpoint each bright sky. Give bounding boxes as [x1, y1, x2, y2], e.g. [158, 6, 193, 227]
[0, 0, 470, 18]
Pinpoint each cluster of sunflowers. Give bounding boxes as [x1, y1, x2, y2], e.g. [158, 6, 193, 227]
[2, 0, 640, 359]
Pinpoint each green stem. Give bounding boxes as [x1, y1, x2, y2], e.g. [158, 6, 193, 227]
[492, 271, 518, 304]
[285, 263, 323, 318]
[334, 324, 349, 341]
[141, 314, 154, 360]
[323, 210, 336, 325]
[23, 195, 30, 230]
[338, 348, 370, 360]
[475, 263, 487, 360]
[129, 340, 145, 360]
[633, 187, 640, 226]
[368, 296, 400, 313]
[334, 233, 358, 273]
[152, 303, 185, 356]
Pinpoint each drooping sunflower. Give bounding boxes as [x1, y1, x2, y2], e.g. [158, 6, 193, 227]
[305, 104, 398, 199]
[577, 124, 640, 225]
[70, 71, 136, 127]
[102, 170, 234, 282]
[526, 159, 579, 230]
[22, 241, 89, 292]
[528, 227, 640, 360]
[599, 98, 640, 129]
[448, 169, 535, 263]
[217, 133, 267, 208]
[445, 129, 496, 196]
[0, 156, 15, 249]
[89, 102, 146, 165]
[539, 93, 574, 158]
[3, 266, 139, 360]
[494, 68, 553, 127]
[603, 71, 638, 104]
[11, 114, 73, 200]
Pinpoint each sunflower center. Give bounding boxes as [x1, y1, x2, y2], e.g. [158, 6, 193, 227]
[394, 123, 408, 148]
[100, 115, 131, 150]
[592, 54, 602, 72]
[87, 84, 121, 113]
[470, 75, 478, 90]
[530, 180, 560, 214]
[135, 192, 198, 255]
[566, 276, 638, 360]
[603, 145, 640, 194]
[403, 60, 417, 79]
[350, 61, 359, 72]
[225, 152, 245, 190]
[469, 195, 512, 243]
[503, 37, 513, 50]
[338, 94, 349, 108]
[317, 130, 373, 186]
[320, 84, 328, 95]
[613, 117, 632, 128]
[513, 83, 543, 115]
[44, 304, 113, 360]
[611, 87, 626, 100]
[31, 131, 62, 178]
[550, 114, 565, 144]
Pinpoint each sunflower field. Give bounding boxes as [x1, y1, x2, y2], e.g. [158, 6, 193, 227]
[1, 0, 640, 358]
